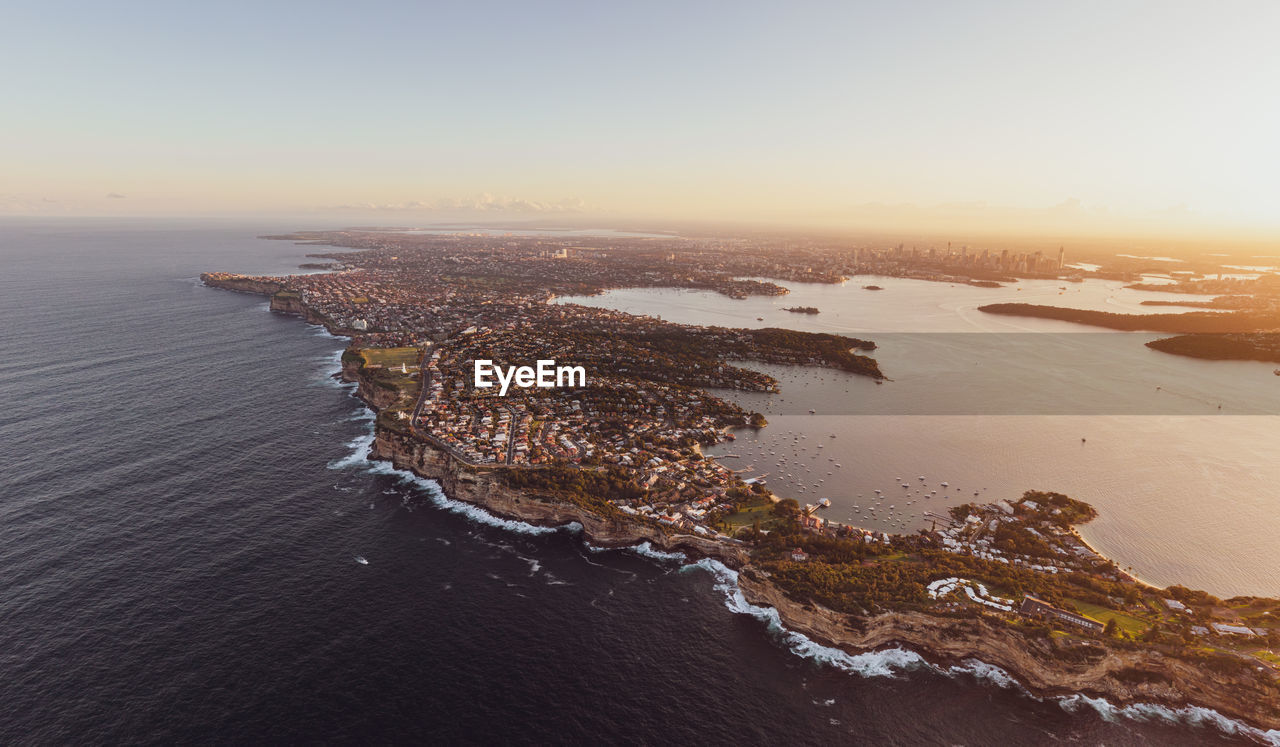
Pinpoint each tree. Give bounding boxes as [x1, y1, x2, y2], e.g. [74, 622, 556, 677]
[773, 498, 800, 517]
[1104, 618, 1119, 638]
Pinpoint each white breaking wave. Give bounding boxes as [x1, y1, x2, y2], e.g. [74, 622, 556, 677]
[364, 457, 569, 536]
[332, 411, 579, 537]
[682, 558, 1280, 745]
[309, 342, 1278, 743]
[327, 433, 375, 470]
[308, 323, 346, 340]
[682, 558, 926, 678]
[630, 542, 687, 563]
[313, 348, 355, 390]
[947, 659, 1024, 692]
[1060, 694, 1279, 745]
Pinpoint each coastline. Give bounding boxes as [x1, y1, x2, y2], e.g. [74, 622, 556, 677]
[734, 572, 1279, 739]
[201, 272, 1280, 740]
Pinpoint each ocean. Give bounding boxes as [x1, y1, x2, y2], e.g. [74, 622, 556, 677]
[0, 219, 1271, 744]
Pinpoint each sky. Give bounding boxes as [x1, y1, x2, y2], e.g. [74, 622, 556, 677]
[2, 0, 1278, 241]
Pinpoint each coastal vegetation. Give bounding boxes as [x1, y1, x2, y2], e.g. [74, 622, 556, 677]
[500, 464, 635, 515]
[358, 346, 422, 368]
[978, 303, 1280, 334]
[1146, 333, 1280, 363]
[204, 233, 1280, 732]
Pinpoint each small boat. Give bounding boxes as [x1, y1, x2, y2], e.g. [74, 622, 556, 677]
[1274, 369, 1280, 376]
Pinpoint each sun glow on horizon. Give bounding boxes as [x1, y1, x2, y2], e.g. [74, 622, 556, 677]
[2, 1, 1278, 242]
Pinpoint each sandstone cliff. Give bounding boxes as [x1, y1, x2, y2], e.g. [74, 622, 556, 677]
[199, 273, 283, 296]
[738, 573, 1280, 732]
[367, 426, 748, 566]
[205, 274, 1280, 736]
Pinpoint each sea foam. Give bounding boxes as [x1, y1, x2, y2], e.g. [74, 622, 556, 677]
[629, 542, 687, 563]
[681, 558, 927, 678]
[314, 336, 1279, 744]
[332, 413, 574, 537]
[680, 557, 1280, 744]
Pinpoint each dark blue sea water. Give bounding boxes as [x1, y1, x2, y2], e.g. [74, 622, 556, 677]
[0, 219, 1269, 744]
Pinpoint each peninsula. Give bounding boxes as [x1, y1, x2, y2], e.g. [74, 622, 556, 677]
[1146, 333, 1280, 364]
[204, 231, 1280, 734]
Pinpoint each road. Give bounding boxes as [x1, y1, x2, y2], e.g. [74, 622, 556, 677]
[408, 346, 528, 468]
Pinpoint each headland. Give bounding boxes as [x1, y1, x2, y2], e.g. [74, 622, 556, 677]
[202, 230, 1280, 735]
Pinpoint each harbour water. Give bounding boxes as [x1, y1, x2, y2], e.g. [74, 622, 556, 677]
[0, 219, 1271, 743]
[559, 280, 1280, 598]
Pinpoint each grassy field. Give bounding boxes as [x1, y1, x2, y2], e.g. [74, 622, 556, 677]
[1230, 598, 1280, 627]
[1252, 649, 1280, 665]
[1068, 599, 1152, 635]
[360, 347, 421, 369]
[722, 499, 783, 532]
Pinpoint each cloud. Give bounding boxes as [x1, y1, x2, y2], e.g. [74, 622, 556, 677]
[106, 192, 126, 199]
[320, 193, 589, 214]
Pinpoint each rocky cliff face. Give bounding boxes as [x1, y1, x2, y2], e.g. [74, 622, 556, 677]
[199, 273, 283, 296]
[204, 276, 1279, 735]
[342, 362, 402, 411]
[738, 574, 1280, 732]
[368, 427, 748, 565]
[343, 330, 1280, 733]
[268, 293, 332, 326]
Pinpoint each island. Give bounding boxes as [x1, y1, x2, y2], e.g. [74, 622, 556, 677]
[203, 230, 1280, 733]
[783, 306, 820, 315]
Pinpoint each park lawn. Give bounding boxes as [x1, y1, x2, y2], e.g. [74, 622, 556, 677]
[1231, 599, 1280, 624]
[1069, 599, 1151, 635]
[1252, 649, 1280, 665]
[361, 347, 421, 368]
[723, 500, 784, 531]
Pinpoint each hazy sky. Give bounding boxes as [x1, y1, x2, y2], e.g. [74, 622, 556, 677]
[3, 1, 1278, 239]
